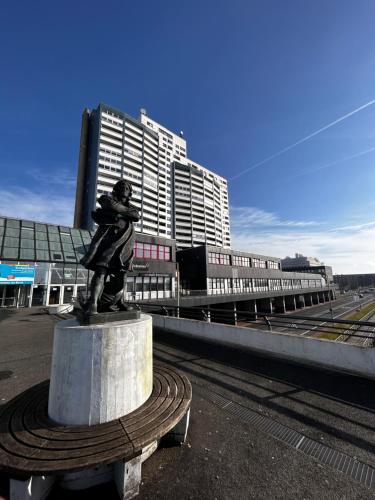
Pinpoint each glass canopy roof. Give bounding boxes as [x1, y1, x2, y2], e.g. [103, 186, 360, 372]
[0, 217, 95, 264]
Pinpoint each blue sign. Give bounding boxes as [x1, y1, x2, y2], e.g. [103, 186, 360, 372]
[0, 264, 35, 285]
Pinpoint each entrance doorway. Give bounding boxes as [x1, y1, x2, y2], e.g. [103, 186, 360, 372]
[63, 286, 74, 304]
[48, 286, 61, 305]
[0, 285, 31, 308]
[31, 285, 47, 307]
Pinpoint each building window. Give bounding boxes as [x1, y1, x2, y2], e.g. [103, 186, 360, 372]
[232, 255, 250, 267]
[208, 277, 230, 295]
[267, 261, 279, 270]
[292, 279, 302, 289]
[253, 279, 268, 292]
[269, 279, 282, 291]
[208, 252, 230, 265]
[134, 242, 171, 261]
[301, 279, 309, 289]
[252, 258, 267, 269]
[282, 279, 293, 290]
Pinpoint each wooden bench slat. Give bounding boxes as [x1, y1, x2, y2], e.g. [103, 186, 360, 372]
[0, 364, 192, 477]
[1, 425, 131, 461]
[126, 391, 186, 438]
[131, 399, 190, 451]
[121, 383, 175, 433]
[1, 441, 135, 477]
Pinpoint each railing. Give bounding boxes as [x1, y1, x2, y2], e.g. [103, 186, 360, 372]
[179, 286, 327, 297]
[135, 302, 375, 346]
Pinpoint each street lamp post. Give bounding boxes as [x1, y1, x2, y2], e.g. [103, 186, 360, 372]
[176, 261, 180, 318]
[327, 274, 334, 320]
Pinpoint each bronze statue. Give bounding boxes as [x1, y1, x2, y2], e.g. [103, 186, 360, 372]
[80, 180, 140, 315]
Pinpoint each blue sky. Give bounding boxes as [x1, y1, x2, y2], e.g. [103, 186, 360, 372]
[1, 0, 375, 273]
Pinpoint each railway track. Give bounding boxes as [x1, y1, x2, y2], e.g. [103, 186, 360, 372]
[285, 298, 375, 337]
[336, 309, 375, 346]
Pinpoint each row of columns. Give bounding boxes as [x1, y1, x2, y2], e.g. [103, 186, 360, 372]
[204, 289, 334, 324]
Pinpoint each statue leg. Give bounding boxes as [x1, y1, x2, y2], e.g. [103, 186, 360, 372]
[96, 271, 125, 312]
[108, 272, 126, 309]
[88, 267, 107, 314]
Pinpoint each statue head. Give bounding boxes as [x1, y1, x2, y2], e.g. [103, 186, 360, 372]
[113, 180, 133, 202]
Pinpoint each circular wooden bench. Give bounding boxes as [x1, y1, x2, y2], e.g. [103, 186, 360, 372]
[0, 363, 192, 480]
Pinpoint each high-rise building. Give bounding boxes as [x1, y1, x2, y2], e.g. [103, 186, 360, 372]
[172, 161, 230, 248]
[74, 103, 231, 248]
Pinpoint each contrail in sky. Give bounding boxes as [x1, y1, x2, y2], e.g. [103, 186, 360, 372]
[289, 145, 375, 180]
[230, 98, 375, 181]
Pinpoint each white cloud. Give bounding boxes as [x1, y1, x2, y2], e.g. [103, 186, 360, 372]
[230, 206, 319, 229]
[231, 209, 375, 274]
[332, 221, 375, 232]
[26, 168, 77, 189]
[0, 188, 74, 226]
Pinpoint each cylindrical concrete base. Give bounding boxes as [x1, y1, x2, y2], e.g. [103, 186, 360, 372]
[48, 314, 153, 426]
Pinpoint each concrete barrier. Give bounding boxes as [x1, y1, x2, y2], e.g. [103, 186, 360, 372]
[152, 315, 375, 380]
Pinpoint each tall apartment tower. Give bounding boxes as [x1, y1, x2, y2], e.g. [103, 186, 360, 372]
[74, 103, 231, 249]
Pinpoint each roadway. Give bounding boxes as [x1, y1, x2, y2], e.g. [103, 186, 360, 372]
[283, 293, 374, 319]
[263, 293, 375, 338]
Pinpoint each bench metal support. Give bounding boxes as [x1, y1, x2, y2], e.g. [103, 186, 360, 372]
[166, 408, 190, 444]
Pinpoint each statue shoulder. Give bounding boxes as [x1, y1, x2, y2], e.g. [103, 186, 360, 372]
[98, 194, 114, 208]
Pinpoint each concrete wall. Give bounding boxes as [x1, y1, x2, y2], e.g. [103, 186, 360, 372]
[152, 315, 375, 381]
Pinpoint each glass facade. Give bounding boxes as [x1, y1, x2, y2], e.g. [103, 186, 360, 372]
[0, 217, 92, 263]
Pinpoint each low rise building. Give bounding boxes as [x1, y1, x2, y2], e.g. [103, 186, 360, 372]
[0, 216, 333, 315]
[0, 216, 176, 308]
[177, 245, 332, 314]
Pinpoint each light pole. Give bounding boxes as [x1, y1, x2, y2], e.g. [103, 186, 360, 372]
[327, 273, 333, 320]
[176, 261, 180, 317]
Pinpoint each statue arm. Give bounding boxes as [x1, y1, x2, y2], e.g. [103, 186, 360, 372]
[99, 196, 140, 222]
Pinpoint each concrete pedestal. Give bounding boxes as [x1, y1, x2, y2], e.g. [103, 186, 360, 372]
[9, 314, 190, 500]
[48, 314, 153, 425]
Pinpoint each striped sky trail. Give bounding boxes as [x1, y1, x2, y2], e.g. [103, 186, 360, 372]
[289, 145, 375, 180]
[230, 98, 375, 181]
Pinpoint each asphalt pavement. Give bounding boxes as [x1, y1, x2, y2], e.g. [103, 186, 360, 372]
[0, 308, 374, 499]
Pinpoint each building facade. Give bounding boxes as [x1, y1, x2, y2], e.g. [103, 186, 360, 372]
[74, 103, 230, 249]
[178, 245, 325, 296]
[0, 216, 176, 308]
[176, 245, 333, 315]
[0, 216, 333, 315]
[172, 161, 230, 248]
[281, 253, 323, 268]
[280, 265, 333, 285]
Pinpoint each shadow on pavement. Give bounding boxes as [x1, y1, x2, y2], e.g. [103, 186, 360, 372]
[0, 309, 16, 323]
[153, 328, 375, 456]
[0, 371, 12, 381]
